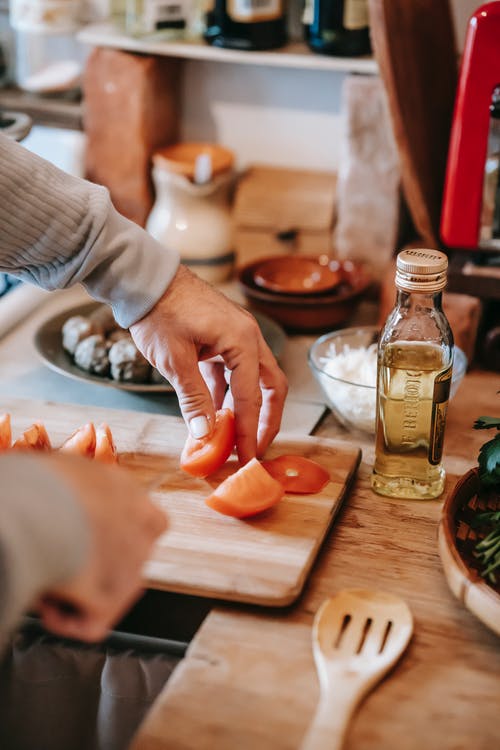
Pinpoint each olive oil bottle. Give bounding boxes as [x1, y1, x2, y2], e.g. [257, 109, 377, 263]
[371, 249, 454, 500]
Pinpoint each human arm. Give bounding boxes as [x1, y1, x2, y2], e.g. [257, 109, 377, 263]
[0, 133, 287, 460]
[0, 453, 166, 653]
[0, 133, 179, 328]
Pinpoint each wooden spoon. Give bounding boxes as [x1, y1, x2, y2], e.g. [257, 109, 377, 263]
[301, 589, 413, 750]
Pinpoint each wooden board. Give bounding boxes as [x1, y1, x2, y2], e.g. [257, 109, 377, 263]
[1, 397, 361, 607]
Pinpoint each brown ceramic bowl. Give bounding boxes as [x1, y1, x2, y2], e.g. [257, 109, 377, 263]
[253, 255, 342, 295]
[238, 256, 372, 332]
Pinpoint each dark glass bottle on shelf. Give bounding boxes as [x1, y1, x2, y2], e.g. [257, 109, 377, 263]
[204, 0, 287, 51]
[306, 0, 371, 57]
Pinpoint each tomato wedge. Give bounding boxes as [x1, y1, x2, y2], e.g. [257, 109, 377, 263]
[94, 423, 118, 464]
[12, 422, 52, 451]
[60, 422, 96, 458]
[260, 455, 330, 494]
[180, 408, 236, 478]
[205, 457, 285, 518]
[0, 413, 11, 450]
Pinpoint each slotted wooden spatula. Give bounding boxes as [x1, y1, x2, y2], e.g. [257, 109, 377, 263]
[301, 589, 413, 750]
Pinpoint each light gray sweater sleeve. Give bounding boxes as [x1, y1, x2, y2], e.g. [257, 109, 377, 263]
[0, 454, 89, 654]
[0, 133, 180, 328]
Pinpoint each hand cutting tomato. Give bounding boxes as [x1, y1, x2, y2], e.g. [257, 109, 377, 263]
[261, 455, 330, 494]
[205, 457, 285, 518]
[180, 408, 236, 478]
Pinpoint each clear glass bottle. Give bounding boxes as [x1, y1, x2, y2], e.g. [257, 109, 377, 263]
[371, 248, 454, 500]
[125, 0, 196, 39]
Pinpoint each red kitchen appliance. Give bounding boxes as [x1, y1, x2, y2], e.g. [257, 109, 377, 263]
[441, 1, 500, 251]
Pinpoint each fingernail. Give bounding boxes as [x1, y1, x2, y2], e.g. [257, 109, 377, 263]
[189, 415, 209, 439]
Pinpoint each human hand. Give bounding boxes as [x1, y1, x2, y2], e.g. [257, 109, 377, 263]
[130, 265, 288, 464]
[34, 454, 167, 642]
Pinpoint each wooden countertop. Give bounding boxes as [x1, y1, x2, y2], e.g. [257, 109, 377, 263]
[131, 369, 500, 750]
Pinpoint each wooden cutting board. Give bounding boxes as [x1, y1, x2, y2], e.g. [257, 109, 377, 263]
[2, 397, 361, 607]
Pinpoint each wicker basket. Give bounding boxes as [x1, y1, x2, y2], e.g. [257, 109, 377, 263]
[438, 468, 500, 636]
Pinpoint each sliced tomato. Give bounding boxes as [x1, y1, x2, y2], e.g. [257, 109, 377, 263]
[94, 423, 118, 464]
[261, 455, 330, 494]
[0, 413, 11, 450]
[60, 422, 96, 458]
[205, 457, 285, 518]
[180, 408, 236, 478]
[12, 422, 52, 451]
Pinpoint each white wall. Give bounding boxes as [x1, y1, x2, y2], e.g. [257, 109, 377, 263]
[179, 0, 480, 171]
[180, 61, 346, 171]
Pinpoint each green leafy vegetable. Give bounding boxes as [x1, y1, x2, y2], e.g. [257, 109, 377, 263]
[473, 511, 500, 584]
[471, 416, 500, 583]
[473, 416, 500, 430]
[477, 434, 500, 487]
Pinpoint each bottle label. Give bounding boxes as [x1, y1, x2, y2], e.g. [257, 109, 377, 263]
[227, 0, 283, 23]
[343, 0, 369, 30]
[428, 366, 452, 465]
[143, 0, 190, 29]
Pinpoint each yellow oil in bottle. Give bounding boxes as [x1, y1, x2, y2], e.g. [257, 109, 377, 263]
[371, 341, 452, 499]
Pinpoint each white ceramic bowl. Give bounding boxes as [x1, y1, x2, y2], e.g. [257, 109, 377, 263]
[308, 326, 467, 436]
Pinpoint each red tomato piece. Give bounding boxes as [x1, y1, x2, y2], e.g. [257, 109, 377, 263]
[0, 413, 11, 450]
[180, 408, 236, 478]
[94, 423, 118, 464]
[59, 422, 96, 458]
[261, 455, 330, 494]
[12, 422, 52, 451]
[205, 457, 285, 518]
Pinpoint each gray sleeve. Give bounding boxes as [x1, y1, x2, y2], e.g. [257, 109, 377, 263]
[0, 133, 180, 328]
[0, 454, 89, 654]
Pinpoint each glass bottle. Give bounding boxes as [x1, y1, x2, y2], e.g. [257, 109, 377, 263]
[125, 0, 194, 39]
[204, 0, 287, 51]
[307, 0, 371, 57]
[371, 248, 454, 500]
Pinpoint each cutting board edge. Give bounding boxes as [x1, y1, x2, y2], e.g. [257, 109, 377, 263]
[145, 445, 362, 607]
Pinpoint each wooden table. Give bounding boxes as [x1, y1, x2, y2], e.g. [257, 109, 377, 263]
[130, 370, 500, 750]
[0, 285, 498, 749]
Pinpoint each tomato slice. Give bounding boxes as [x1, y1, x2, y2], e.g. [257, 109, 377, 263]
[60, 422, 96, 458]
[0, 413, 11, 450]
[180, 408, 236, 478]
[205, 457, 285, 518]
[261, 455, 330, 494]
[12, 422, 52, 451]
[94, 423, 117, 464]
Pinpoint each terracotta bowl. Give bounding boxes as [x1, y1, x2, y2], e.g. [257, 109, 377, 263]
[238, 256, 372, 333]
[252, 255, 342, 295]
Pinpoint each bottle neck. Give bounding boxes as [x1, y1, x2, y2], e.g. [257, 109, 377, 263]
[395, 287, 444, 311]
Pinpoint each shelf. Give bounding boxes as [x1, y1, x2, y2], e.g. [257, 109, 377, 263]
[77, 22, 378, 74]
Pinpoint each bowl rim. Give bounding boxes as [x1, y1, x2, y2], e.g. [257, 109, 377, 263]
[308, 326, 379, 390]
[238, 257, 372, 305]
[308, 325, 467, 389]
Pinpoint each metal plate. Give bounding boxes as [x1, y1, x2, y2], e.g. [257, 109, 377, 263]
[34, 301, 286, 393]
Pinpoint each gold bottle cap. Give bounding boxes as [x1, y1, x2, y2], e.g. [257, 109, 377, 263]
[395, 248, 448, 292]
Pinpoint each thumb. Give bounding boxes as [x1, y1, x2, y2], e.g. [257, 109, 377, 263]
[168, 352, 216, 440]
